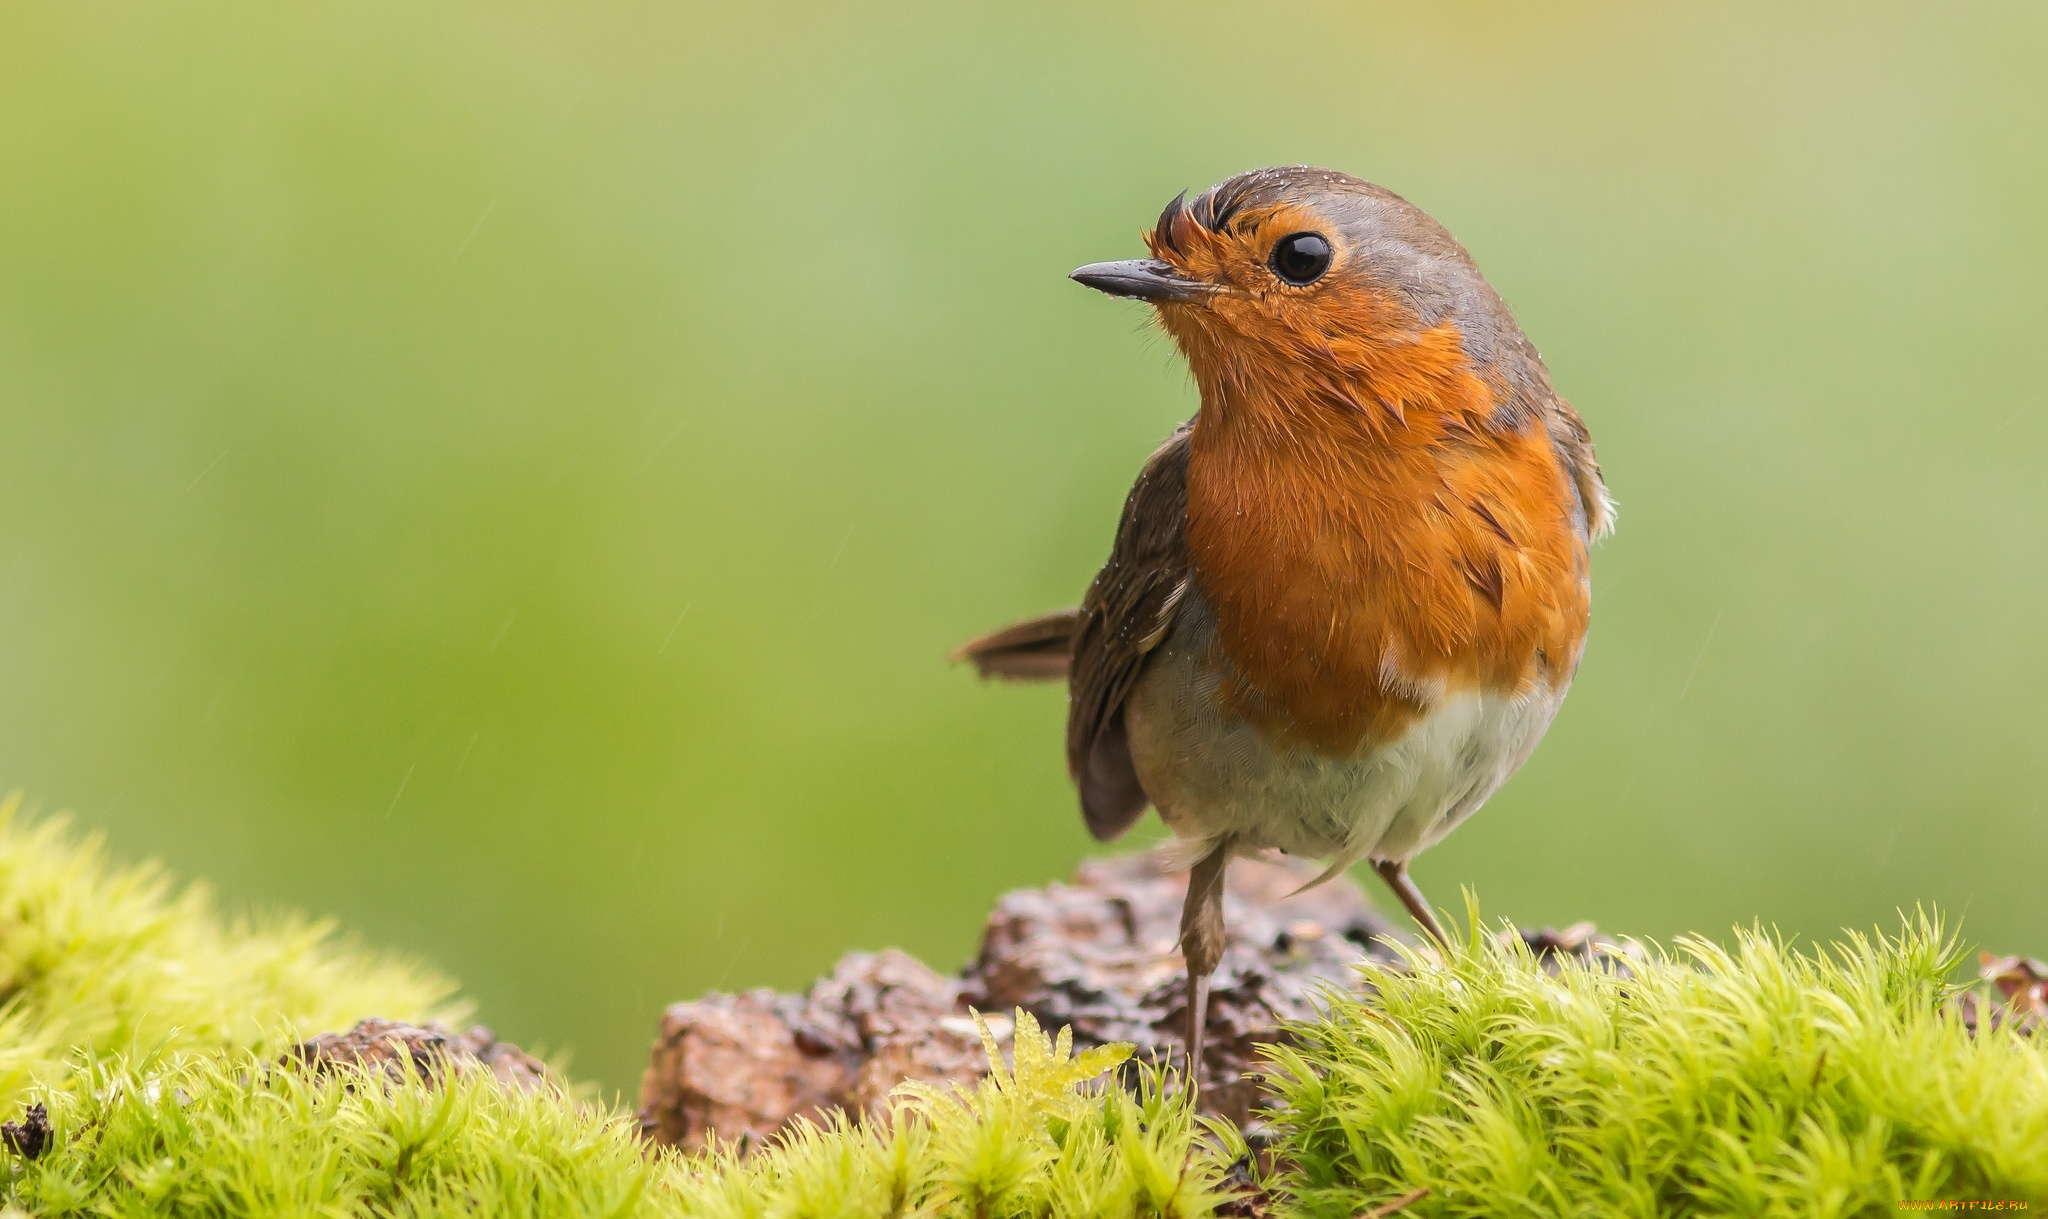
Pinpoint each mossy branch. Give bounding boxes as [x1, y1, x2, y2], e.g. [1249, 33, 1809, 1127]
[0, 797, 2043, 1215]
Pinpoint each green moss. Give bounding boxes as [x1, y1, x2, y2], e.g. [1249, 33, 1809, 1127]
[1265, 903, 2048, 1215]
[0, 794, 456, 1104]
[0, 800, 1229, 1215]
[0, 797, 2042, 1216]
[4, 1016, 1228, 1217]
[9, 1053, 656, 1217]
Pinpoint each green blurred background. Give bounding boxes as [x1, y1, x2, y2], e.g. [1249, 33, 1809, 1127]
[2, 1, 2044, 1096]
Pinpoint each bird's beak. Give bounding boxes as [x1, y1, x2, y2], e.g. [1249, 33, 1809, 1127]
[1069, 259, 1207, 303]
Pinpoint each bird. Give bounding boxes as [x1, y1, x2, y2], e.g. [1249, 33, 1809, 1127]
[955, 166, 1612, 1082]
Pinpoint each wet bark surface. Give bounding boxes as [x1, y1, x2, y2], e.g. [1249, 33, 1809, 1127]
[638, 849, 1414, 1152]
[1949, 953, 2048, 1037]
[285, 1018, 555, 1092]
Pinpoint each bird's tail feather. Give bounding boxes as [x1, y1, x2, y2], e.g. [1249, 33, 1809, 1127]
[950, 608, 1081, 681]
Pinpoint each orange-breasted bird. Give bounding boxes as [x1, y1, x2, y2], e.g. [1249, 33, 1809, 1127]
[957, 166, 1613, 1078]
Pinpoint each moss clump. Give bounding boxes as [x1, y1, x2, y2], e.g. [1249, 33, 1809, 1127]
[0, 793, 456, 1105]
[5, 1014, 1227, 1217]
[1265, 906, 2048, 1214]
[9, 1052, 655, 1216]
[0, 801, 1228, 1216]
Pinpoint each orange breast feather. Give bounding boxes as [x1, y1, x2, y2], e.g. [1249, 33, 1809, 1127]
[1181, 320, 1591, 754]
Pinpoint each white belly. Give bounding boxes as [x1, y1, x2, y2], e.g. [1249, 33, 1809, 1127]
[1123, 588, 1565, 868]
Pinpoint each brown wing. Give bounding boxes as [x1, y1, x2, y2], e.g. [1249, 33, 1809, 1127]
[952, 608, 1081, 681]
[1065, 424, 1192, 841]
[1541, 395, 1614, 542]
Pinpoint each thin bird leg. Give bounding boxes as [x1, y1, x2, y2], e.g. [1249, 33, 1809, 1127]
[1373, 859, 1451, 948]
[1178, 839, 1231, 1089]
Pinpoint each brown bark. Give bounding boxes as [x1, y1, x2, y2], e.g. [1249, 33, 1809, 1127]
[638, 848, 1411, 1151]
[285, 1018, 554, 1092]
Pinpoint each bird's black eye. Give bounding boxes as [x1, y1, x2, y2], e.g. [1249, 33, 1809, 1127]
[1270, 232, 1332, 286]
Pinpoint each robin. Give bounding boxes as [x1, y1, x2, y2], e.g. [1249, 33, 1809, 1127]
[957, 166, 1612, 1077]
